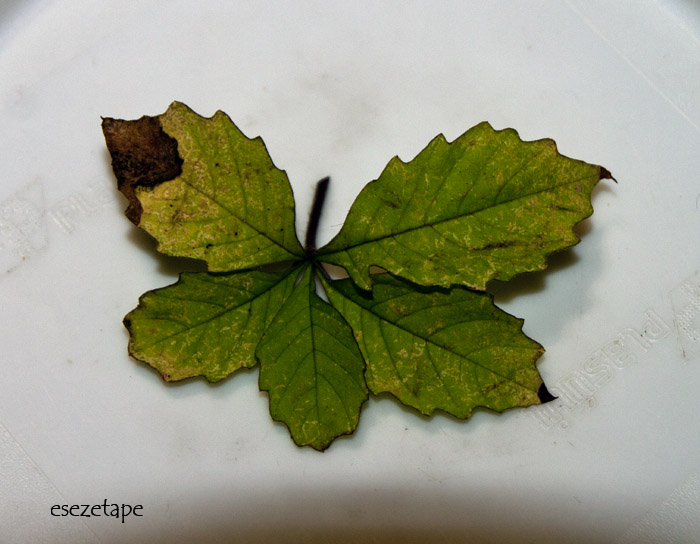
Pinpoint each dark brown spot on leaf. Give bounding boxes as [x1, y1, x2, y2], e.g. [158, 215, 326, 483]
[483, 380, 505, 394]
[474, 240, 517, 251]
[102, 115, 183, 224]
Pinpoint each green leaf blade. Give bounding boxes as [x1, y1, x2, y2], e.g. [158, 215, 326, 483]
[324, 274, 545, 418]
[319, 122, 609, 290]
[125, 268, 298, 382]
[103, 102, 304, 271]
[257, 267, 368, 450]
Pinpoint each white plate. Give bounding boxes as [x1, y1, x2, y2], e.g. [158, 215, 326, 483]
[2, 1, 700, 542]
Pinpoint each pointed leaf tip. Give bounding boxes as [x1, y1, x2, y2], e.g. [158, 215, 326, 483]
[537, 383, 557, 404]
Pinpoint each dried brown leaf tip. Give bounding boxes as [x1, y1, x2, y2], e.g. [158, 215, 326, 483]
[102, 115, 182, 224]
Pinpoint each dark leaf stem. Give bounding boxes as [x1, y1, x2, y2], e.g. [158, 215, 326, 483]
[305, 176, 330, 256]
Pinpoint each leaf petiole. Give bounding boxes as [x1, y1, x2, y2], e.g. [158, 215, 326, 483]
[304, 176, 330, 256]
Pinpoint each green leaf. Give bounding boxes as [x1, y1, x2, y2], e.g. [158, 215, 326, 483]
[257, 266, 368, 450]
[124, 267, 298, 382]
[104, 103, 610, 450]
[318, 122, 610, 290]
[324, 274, 544, 418]
[102, 102, 304, 271]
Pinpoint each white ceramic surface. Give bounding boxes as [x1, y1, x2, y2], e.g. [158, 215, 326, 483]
[2, 1, 699, 542]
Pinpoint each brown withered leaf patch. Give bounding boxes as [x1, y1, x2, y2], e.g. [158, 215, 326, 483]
[102, 115, 183, 224]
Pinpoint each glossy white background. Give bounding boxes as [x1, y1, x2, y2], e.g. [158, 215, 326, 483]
[1, 1, 699, 542]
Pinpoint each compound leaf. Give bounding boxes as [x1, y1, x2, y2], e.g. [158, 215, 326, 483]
[318, 122, 611, 290]
[102, 102, 304, 271]
[124, 267, 298, 382]
[257, 266, 368, 450]
[104, 102, 610, 450]
[324, 273, 545, 418]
